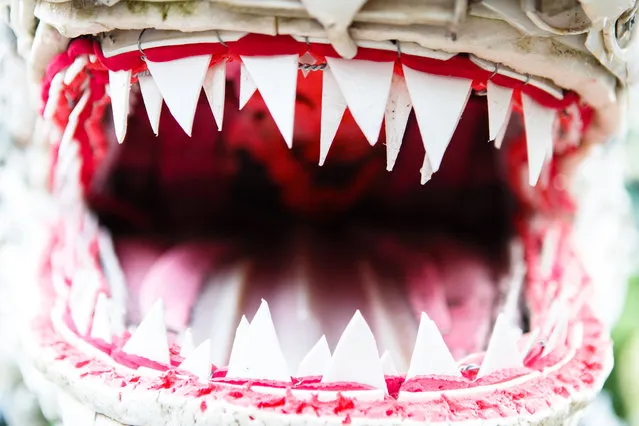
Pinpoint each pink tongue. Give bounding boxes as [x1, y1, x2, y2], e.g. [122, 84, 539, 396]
[406, 246, 497, 359]
[375, 237, 498, 359]
[115, 235, 498, 363]
[440, 256, 496, 359]
[117, 240, 222, 330]
[115, 239, 167, 324]
[406, 263, 452, 333]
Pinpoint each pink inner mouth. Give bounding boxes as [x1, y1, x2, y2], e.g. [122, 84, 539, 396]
[32, 34, 611, 424]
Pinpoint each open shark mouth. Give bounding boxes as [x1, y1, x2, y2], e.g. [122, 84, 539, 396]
[8, 2, 631, 425]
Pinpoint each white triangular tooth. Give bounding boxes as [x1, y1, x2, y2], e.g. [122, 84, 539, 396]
[97, 230, 127, 335]
[385, 73, 412, 171]
[203, 60, 227, 131]
[319, 69, 347, 165]
[406, 313, 461, 379]
[542, 302, 562, 337]
[44, 73, 65, 120]
[522, 93, 556, 186]
[494, 114, 510, 149]
[241, 55, 299, 148]
[402, 66, 472, 173]
[521, 328, 540, 360]
[90, 293, 112, 344]
[542, 312, 569, 356]
[138, 74, 163, 136]
[69, 268, 102, 336]
[179, 339, 212, 383]
[380, 351, 399, 375]
[325, 58, 394, 146]
[58, 91, 90, 170]
[64, 56, 89, 85]
[239, 62, 257, 110]
[297, 335, 331, 377]
[420, 152, 434, 185]
[122, 299, 171, 365]
[108, 70, 132, 143]
[179, 328, 195, 357]
[59, 392, 96, 426]
[486, 82, 514, 143]
[477, 314, 524, 379]
[146, 55, 211, 136]
[227, 301, 290, 381]
[246, 300, 290, 381]
[322, 310, 386, 390]
[227, 315, 250, 373]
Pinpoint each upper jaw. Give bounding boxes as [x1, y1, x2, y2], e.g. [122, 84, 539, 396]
[27, 0, 624, 148]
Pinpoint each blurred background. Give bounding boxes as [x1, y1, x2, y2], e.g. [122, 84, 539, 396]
[602, 121, 639, 426]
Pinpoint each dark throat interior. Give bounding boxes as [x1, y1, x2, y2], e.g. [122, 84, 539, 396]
[83, 67, 524, 362]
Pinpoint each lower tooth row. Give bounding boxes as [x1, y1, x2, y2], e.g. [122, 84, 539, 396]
[55, 223, 570, 395]
[67, 280, 548, 395]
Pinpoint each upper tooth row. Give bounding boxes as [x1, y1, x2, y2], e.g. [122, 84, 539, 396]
[67, 274, 570, 400]
[96, 53, 558, 187]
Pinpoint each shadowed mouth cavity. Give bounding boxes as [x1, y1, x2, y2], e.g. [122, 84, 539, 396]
[32, 31, 611, 425]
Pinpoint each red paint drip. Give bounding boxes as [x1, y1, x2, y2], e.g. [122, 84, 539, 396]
[333, 394, 356, 414]
[257, 396, 286, 409]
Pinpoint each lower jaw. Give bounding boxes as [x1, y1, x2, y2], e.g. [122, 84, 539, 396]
[19, 192, 613, 426]
[19, 36, 614, 426]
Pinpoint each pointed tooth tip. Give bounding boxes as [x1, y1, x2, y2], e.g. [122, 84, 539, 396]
[320, 68, 347, 164]
[402, 65, 472, 173]
[322, 309, 386, 390]
[241, 55, 298, 149]
[227, 299, 290, 381]
[203, 60, 227, 132]
[325, 58, 394, 147]
[179, 328, 195, 357]
[108, 69, 132, 144]
[239, 62, 258, 110]
[486, 81, 514, 142]
[138, 74, 163, 136]
[297, 335, 332, 377]
[90, 293, 112, 344]
[384, 73, 412, 171]
[477, 314, 523, 379]
[406, 313, 460, 379]
[179, 339, 212, 383]
[152, 298, 164, 311]
[351, 309, 366, 323]
[522, 94, 555, 188]
[122, 298, 170, 365]
[145, 55, 211, 137]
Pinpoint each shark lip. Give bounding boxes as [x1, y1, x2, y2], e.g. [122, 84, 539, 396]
[19, 29, 613, 426]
